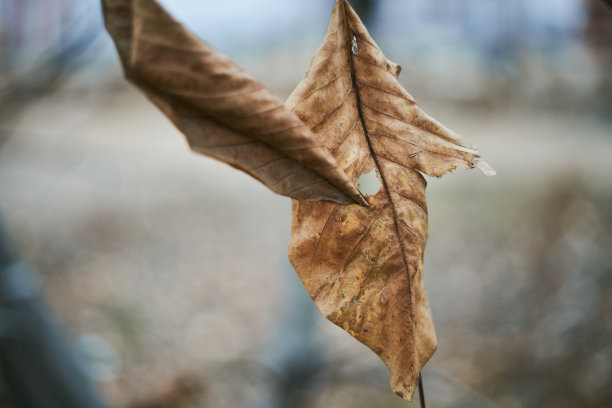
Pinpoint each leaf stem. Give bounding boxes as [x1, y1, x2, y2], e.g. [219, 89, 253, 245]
[419, 374, 426, 408]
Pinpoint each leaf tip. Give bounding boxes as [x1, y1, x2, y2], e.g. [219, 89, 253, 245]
[355, 191, 370, 207]
[390, 378, 418, 402]
[474, 158, 497, 177]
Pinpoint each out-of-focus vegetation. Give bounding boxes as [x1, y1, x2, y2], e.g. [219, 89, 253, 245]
[0, 1, 611, 407]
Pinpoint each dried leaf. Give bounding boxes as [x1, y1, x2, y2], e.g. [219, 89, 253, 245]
[287, 0, 493, 400]
[102, 0, 367, 205]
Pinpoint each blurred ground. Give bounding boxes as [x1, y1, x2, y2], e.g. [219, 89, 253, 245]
[1, 1, 611, 408]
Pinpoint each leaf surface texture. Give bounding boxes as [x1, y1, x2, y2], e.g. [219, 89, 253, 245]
[287, 0, 487, 400]
[102, 0, 367, 205]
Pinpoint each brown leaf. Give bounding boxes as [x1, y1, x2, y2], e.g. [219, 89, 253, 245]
[287, 0, 493, 400]
[102, 0, 367, 206]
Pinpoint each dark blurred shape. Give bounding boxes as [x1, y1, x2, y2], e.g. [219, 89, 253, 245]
[586, 0, 612, 114]
[349, 0, 377, 25]
[0, 0, 101, 147]
[127, 374, 205, 408]
[253, 270, 329, 408]
[0, 219, 107, 408]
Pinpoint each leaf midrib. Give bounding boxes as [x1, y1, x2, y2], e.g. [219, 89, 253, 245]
[340, 1, 416, 323]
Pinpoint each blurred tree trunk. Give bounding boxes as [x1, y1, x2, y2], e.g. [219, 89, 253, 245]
[0, 219, 107, 408]
[0, 0, 101, 148]
[350, 0, 377, 25]
[586, 0, 612, 115]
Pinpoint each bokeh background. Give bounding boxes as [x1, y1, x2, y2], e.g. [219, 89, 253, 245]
[1, 0, 611, 407]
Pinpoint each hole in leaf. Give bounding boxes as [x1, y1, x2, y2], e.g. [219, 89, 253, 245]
[357, 170, 381, 196]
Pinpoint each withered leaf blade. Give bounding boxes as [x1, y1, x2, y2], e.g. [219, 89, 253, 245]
[287, 0, 492, 400]
[102, 0, 367, 206]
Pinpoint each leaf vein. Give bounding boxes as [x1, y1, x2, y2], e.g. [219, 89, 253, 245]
[331, 117, 360, 153]
[311, 87, 354, 129]
[356, 81, 415, 104]
[292, 64, 351, 108]
[369, 131, 468, 162]
[362, 104, 479, 151]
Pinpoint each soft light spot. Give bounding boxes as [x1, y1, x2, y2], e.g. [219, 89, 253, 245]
[475, 158, 497, 177]
[357, 170, 381, 196]
[74, 334, 121, 382]
[352, 35, 358, 55]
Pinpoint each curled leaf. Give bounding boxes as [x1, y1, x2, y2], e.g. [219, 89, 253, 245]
[102, 0, 367, 205]
[287, 0, 493, 400]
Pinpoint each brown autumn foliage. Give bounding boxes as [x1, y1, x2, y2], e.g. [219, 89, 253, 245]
[287, 1, 494, 400]
[103, 0, 493, 401]
[102, 0, 366, 206]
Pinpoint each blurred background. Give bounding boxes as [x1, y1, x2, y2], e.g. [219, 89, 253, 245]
[0, 0, 611, 407]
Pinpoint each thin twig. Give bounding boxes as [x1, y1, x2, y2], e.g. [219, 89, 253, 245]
[419, 374, 426, 408]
